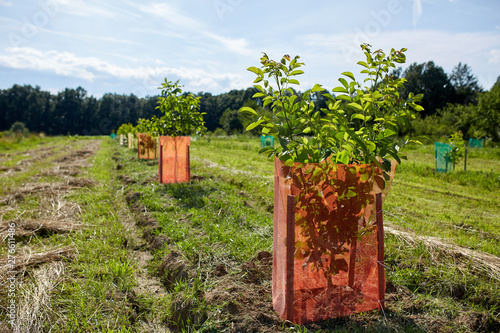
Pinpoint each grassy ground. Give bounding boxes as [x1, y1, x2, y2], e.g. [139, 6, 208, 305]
[116, 135, 500, 332]
[1, 135, 499, 332]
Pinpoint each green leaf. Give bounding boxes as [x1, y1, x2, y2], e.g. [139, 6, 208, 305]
[246, 119, 264, 131]
[342, 71, 356, 81]
[348, 103, 363, 111]
[247, 66, 262, 75]
[351, 114, 365, 121]
[312, 84, 323, 92]
[357, 61, 369, 68]
[360, 171, 370, 182]
[289, 79, 300, 85]
[387, 150, 402, 165]
[366, 141, 376, 152]
[336, 94, 351, 101]
[258, 146, 275, 155]
[410, 103, 424, 112]
[339, 78, 349, 89]
[290, 70, 304, 76]
[239, 106, 258, 116]
[336, 150, 350, 164]
[332, 86, 347, 93]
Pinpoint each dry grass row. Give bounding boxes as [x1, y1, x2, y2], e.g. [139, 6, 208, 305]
[0, 219, 85, 238]
[13, 261, 66, 333]
[0, 245, 76, 278]
[385, 225, 500, 282]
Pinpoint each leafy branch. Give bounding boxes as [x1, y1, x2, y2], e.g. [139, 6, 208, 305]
[155, 79, 206, 137]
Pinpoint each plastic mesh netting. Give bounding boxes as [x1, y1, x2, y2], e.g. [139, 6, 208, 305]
[137, 133, 159, 160]
[273, 158, 395, 324]
[435, 142, 452, 172]
[158, 136, 191, 184]
[468, 138, 483, 148]
[261, 135, 274, 148]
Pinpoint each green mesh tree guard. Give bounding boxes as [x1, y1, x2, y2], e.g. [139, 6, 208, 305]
[468, 138, 484, 148]
[435, 142, 452, 172]
[261, 135, 274, 148]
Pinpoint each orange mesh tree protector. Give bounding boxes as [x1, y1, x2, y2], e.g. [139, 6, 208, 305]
[158, 136, 190, 184]
[137, 133, 159, 160]
[273, 157, 395, 324]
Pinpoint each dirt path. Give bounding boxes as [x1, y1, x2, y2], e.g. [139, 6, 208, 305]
[117, 198, 171, 333]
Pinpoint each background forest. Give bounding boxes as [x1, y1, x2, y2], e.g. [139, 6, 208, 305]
[1, 61, 499, 144]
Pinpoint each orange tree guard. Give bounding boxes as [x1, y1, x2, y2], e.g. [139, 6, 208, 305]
[158, 136, 190, 184]
[273, 157, 395, 324]
[137, 133, 159, 160]
[128, 133, 138, 149]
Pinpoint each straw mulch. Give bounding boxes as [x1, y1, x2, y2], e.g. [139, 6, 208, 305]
[385, 225, 500, 282]
[0, 219, 84, 239]
[0, 245, 76, 277]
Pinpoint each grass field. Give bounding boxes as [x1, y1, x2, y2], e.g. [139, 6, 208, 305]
[0, 135, 499, 332]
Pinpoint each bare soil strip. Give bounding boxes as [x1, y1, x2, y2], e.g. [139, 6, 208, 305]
[118, 202, 171, 333]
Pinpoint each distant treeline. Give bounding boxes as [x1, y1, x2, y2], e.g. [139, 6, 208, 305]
[1, 61, 499, 141]
[0, 85, 260, 135]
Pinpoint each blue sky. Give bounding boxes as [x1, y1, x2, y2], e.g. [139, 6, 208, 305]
[0, 0, 499, 98]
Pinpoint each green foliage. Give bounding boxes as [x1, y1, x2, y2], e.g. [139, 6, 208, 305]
[474, 84, 500, 142]
[9, 121, 29, 136]
[219, 108, 243, 134]
[156, 79, 206, 137]
[401, 61, 455, 116]
[241, 44, 424, 175]
[449, 131, 465, 168]
[116, 123, 136, 135]
[414, 85, 500, 143]
[135, 118, 156, 134]
[450, 62, 483, 105]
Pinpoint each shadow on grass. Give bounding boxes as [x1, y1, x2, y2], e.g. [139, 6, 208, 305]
[163, 180, 215, 209]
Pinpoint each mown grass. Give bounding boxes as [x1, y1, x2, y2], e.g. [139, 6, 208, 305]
[115, 135, 500, 332]
[3, 135, 498, 332]
[0, 137, 89, 197]
[0, 137, 151, 332]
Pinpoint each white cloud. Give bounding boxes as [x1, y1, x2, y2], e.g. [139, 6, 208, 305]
[134, 2, 201, 30]
[56, 0, 116, 18]
[0, 47, 244, 94]
[293, 29, 500, 91]
[412, 0, 423, 28]
[489, 49, 500, 64]
[299, 29, 500, 65]
[203, 32, 252, 56]
[0, 0, 13, 7]
[132, 1, 254, 56]
[42, 27, 137, 45]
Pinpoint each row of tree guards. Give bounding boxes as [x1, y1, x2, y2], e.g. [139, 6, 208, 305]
[118, 43, 425, 325]
[118, 132, 191, 184]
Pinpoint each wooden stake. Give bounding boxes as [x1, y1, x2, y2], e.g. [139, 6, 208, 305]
[286, 194, 295, 321]
[376, 192, 385, 310]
